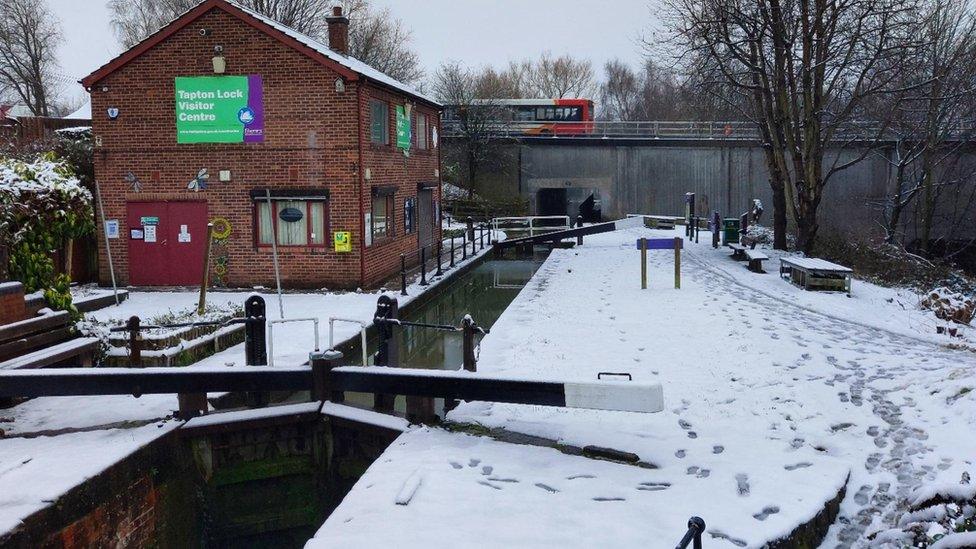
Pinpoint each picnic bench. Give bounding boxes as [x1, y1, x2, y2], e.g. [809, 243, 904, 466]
[744, 249, 769, 273]
[728, 243, 747, 260]
[0, 310, 99, 370]
[779, 257, 853, 296]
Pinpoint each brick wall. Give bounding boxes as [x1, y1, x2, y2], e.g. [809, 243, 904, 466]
[0, 281, 27, 325]
[89, 6, 440, 289]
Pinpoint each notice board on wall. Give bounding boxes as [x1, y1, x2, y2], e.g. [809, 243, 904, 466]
[175, 75, 264, 144]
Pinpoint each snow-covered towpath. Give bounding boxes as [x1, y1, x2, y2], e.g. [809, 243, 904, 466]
[315, 226, 975, 547]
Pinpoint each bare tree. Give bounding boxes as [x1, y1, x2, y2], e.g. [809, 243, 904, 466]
[0, 0, 62, 117]
[599, 59, 642, 120]
[528, 51, 596, 99]
[432, 61, 515, 198]
[109, 0, 424, 83]
[665, 0, 918, 253]
[869, 0, 976, 252]
[345, 3, 423, 84]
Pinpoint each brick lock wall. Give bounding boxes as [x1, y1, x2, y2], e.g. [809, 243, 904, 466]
[89, 7, 440, 289]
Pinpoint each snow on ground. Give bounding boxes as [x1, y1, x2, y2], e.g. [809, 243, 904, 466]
[310, 427, 848, 548]
[0, 245, 495, 536]
[0, 421, 180, 535]
[313, 226, 976, 547]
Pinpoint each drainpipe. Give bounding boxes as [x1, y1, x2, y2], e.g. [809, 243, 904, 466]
[357, 82, 366, 288]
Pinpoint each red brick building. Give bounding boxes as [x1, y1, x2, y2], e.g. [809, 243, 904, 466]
[81, 0, 442, 289]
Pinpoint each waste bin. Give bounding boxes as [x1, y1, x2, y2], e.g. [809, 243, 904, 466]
[723, 218, 741, 244]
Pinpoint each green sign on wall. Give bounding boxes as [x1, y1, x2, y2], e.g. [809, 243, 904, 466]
[175, 75, 264, 144]
[396, 105, 411, 150]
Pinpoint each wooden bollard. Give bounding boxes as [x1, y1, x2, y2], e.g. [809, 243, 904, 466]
[640, 238, 648, 289]
[674, 237, 681, 289]
[127, 315, 143, 367]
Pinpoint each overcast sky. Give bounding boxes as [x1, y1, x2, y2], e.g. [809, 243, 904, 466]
[49, 0, 657, 106]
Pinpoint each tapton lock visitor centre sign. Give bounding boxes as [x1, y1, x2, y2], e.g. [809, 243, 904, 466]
[175, 75, 264, 143]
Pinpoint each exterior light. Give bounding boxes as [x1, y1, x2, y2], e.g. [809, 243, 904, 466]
[335, 78, 345, 93]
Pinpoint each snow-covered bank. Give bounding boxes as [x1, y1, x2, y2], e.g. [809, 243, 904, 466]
[0, 245, 496, 536]
[310, 226, 976, 546]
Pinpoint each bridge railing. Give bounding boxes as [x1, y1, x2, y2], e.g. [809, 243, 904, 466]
[492, 215, 571, 239]
[441, 119, 976, 141]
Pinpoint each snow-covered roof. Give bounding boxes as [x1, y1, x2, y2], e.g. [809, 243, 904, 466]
[227, 1, 439, 106]
[65, 101, 91, 120]
[80, 0, 440, 108]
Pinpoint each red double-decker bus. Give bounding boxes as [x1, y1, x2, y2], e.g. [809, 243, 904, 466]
[445, 98, 596, 136]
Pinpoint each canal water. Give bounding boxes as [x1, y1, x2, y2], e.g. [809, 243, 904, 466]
[341, 248, 550, 409]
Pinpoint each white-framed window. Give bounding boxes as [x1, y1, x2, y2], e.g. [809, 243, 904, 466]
[370, 100, 389, 144]
[370, 188, 396, 243]
[254, 194, 328, 247]
[404, 197, 416, 233]
[416, 114, 429, 149]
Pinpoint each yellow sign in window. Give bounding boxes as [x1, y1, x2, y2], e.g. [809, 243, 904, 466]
[334, 231, 352, 252]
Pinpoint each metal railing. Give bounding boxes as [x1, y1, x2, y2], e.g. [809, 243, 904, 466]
[492, 215, 571, 239]
[267, 317, 320, 367]
[442, 119, 976, 141]
[329, 317, 368, 367]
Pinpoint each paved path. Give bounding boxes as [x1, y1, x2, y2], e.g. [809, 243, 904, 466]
[454, 229, 974, 547]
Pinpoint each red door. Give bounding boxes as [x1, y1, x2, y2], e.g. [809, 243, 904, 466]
[127, 201, 208, 286]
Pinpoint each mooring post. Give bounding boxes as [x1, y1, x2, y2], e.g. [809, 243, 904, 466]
[400, 254, 408, 296]
[461, 315, 478, 372]
[243, 294, 270, 407]
[450, 235, 456, 267]
[244, 295, 267, 366]
[577, 215, 584, 246]
[674, 237, 682, 290]
[640, 238, 648, 290]
[466, 216, 474, 243]
[420, 247, 428, 286]
[436, 242, 443, 276]
[310, 348, 344, 403]
[373, 295, 399, 412]
[695, 216, 700, 243]
[127, 315, 143, 367]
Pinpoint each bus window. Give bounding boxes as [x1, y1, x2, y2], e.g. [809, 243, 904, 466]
[516, 106, 535, 121]
[546, 107, 555, 120]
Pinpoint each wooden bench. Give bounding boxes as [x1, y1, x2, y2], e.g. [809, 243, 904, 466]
[779, 257, 853, 296]
[744, 249, 769, 273]
[728, 243, 747, 260]
[0, 310, 99, 370]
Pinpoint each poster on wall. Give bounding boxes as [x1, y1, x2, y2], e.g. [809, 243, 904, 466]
[396, 105, 411, 150]
[175, 75, 264, 144]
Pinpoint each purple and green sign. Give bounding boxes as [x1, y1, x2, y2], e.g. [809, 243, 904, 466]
[175, 75, 264, 144]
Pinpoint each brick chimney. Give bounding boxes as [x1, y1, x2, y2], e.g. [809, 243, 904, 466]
[326, 6, 349, 55]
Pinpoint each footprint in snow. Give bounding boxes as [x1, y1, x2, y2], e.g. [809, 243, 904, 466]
[736, 474, 750, 496]
[636, 481, 671, 491]
[535, 483, 559, 493]
[784, 462, 812, 471]
[709, 531, 747, 547]
[687, 431, 698, 439]
[713, 445, 725, 454]
[449, 461, 463, 470]
[567, 474, 596, 480]
[753, 506, 780, 521]
[469, 459, 481, 467]
[678, 419, 692, 430]
[487, 477, 519, 483]
[592, 497, 626, 502]
[478, 480, 502, 490]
